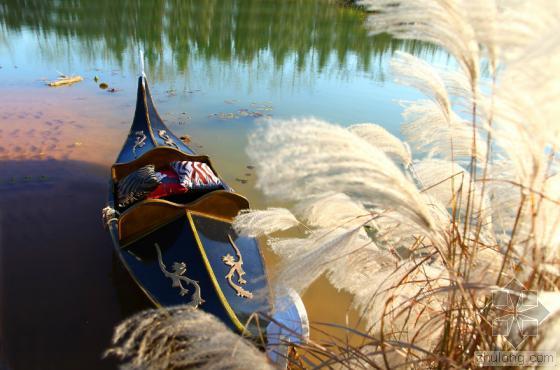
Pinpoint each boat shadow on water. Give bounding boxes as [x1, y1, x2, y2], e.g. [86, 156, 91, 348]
[0, 159, 150, 370]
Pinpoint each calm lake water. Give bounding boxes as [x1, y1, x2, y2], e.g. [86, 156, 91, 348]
[0, 1, 436, 368]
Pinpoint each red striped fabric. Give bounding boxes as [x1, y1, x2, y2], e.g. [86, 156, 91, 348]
[170, 161, 223, 190]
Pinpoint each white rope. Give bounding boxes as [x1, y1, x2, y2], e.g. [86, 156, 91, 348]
[102, 206, 120, 228]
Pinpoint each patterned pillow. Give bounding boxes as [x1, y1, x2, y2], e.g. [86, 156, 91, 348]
[117, 164, 162, 207]
[170, 161, 223, 190]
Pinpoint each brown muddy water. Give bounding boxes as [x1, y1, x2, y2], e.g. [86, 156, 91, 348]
[0, 1, 438, 368]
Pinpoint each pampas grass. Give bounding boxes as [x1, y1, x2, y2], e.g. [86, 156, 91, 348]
[234, 0, 560, 368]
[233, 208, 300, 237]
[105, 306, 273, 370]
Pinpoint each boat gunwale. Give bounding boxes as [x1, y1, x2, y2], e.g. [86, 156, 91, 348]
[117, 190, 249, 246]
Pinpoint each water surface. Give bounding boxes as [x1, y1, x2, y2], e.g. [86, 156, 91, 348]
[0, 1, 435, 368]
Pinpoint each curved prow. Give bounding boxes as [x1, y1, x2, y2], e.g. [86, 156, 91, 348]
[116, 75, 194, 163]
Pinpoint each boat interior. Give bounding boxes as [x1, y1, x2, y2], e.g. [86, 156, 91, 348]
[111, 147, 249, 245]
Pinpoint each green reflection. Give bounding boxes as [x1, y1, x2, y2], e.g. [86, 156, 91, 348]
[0, 0, 437, 76]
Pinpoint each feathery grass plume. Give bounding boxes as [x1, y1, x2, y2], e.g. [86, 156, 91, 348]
[293, 192, 370, 229]
[233, 207, 300, 237]
[413, 159, 492, 232]
[348, 123, 412, 167]
[269, 227, 372, 293]
[357, 0, 480, 83]
[493, 36, 560, 186]
[401, 100, 486, 163]
[106, 306, 272, 370]
[391, 52, 452, 117]
[248, 117, 434, 230]
[371, 195, 451, 253]
[392, 52, 487, 163]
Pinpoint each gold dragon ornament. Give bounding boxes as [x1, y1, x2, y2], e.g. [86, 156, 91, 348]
[222, 235, 253, 299]
[155, 243, 204, 307]
[158, 129, 179, 149]
[132, 130, 146, 158]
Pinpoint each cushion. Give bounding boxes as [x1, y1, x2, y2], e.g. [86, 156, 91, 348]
[117, 164, 162, 208]
[146, 169, 189, 199]
[170, 160, 223, 190]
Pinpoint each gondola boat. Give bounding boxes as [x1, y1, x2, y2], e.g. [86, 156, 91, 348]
[102, 71, 308, 366]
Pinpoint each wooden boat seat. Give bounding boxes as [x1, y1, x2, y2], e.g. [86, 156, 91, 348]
[117, 190, 249, 246]
[111, 146, 219, 182]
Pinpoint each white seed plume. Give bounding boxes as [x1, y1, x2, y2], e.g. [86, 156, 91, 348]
[106, 306, 272, 370]
[233, 207, 299, 237]
[392, 52, 487, 163]
[391, 52, 452, 118]
[358, 0, 480, 83]
[248, 118, 434, 231]
[270, 227, 373, 294]
[293, 192, 370, 229]
[348, 123, 412, 167]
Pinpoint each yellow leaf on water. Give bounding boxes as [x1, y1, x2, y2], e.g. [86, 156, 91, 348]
[47, 75, 83, 87]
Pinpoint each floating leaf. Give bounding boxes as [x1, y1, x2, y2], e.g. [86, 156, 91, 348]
[47, 75, 83, 87]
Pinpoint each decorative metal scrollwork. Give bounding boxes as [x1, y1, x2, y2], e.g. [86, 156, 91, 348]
[155, 243, 204, 307]
[132, 130, 147, 158]
[158, 129, 179, 149]
[222, 235, 253, 299]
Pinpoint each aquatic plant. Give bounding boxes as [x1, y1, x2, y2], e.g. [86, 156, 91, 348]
[232, 0, 560, 367]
